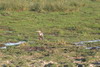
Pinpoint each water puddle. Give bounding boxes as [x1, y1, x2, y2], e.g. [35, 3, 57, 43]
[4, 41, 26, 46]
[86, 46, 100, 50]
[74, 40, 100, 46]
[0, 41, 26, 49]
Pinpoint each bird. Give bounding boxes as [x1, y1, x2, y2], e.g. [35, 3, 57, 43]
[36, 30, 44, 40]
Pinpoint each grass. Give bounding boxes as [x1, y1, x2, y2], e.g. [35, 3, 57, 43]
[0, 10, 100, 42]
[0, 0, 92, 12]
[0, 0, 100, 67]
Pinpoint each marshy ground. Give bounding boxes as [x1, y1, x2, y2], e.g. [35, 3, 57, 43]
[0, 0, 100, 67]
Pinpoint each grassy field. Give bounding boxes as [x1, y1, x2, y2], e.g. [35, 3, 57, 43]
[0, 0, 87, 12]
[0, 0, 100, 67]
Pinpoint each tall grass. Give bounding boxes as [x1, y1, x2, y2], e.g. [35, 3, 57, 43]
[0, 0, 86, 12]
[0, 0, 30, 11]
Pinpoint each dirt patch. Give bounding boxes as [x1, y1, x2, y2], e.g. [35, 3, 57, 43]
[0, 26, 13, 31]
[24, 46, 46, 51]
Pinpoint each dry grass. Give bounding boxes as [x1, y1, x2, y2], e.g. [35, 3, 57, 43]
[0, 0, 86, 12]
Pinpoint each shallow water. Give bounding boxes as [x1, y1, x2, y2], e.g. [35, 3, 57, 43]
[0, 41, 26, 49]
[86, 46, 100, 49]
[74, 40, 100, 45]
[4, 41, 26, 46]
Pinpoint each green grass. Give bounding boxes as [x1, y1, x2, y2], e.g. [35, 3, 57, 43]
[0, 8, 100, 43]
[0, 0, 100, 67]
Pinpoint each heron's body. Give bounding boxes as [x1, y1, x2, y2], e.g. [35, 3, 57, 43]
[36, 31, 44, 40]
